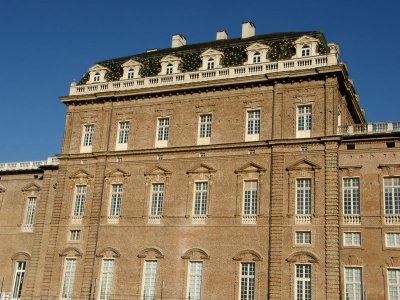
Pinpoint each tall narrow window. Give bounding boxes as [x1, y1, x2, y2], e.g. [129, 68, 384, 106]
[99, 259, 114, 300]
[240, 262, 255, 300]
[127, 68, 134, 79]
[93, 72, 101, 82]
[344, 267, 363, 300]
[296, 105, 312, 138]
[22, 197, 37, 232]
[247, 110, 260, 135]
[296, 179, 311, 224]
[295, 264, 311, 300]
[388, 269, 400, 300]
[343, 178, 360, 225]
[199, 114, 212, 139]
[109, 184, 123, 223]
[156, 118, 169, 147]
[193, 182, 208, 224]
[117, 121, 129, 150]
[12, 261, 26, 299]
[207, 58, 215, 70]
[72, 185, 87, 223]
[166, 63, 173, 75]
[253, 52, 261, 63]
[149, 183, 164, 223]
[384, 177, 400, 215]
[243, 181, 258, 224]
[301, 45, 311, 57]
[61, 258, 77, 300]
[82, 124, 94, 147]
[187, 262, 203, 300]
[142, 260, 158, 300]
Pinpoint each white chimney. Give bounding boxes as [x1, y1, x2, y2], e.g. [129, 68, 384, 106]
[241, 21, 255, 39]
[216, 30, 228, 40]
[172, 34, 186, 48]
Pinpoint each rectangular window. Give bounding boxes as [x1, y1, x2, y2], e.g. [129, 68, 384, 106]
[384, 177, 400, 215]
[247, 110, 260, 135]
[297, 105, 312, 131]
[388, 269, 400, 300]
[99, 259, 114, 300]
[12, 261, 26, 299]
[240, 262, 255, 300]
[22, 197, 36, 232]
[69, 230, 81, 241]
[82, 124, 94, 147]
[142, 260, 158, 300]
[386, 233, 400, 247]
[72, 185, 87, 222]
[157, 118, 169, 141]
[187, 262, 203, 300]
[109, 184, 123, 222]
[61, 258, 76, 300]
[296, 179, 312, 215]
[295, 264, 311, 300]
[150, 183, 164, 218]
[194, 182, 208, 217]
[344, 267, 363, 300]
[243, 181, 258, 216]
[199, 114, 212, 138]
[343, 178, 360, 215]
[116, 121, 129, 150]
[296, 231, 311, 244]
[343, 232, 361, 246]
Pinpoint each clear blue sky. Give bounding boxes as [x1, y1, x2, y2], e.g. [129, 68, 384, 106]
[0, 0, 399, 162]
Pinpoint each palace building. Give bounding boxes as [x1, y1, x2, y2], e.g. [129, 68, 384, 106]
[0, 22, 399, 300]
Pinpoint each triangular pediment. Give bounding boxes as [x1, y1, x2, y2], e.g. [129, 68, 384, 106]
[145, 166, 172, 176]
[201, 48, 223, 57]
[246, 42, 269, 51]
[105, 168, 130, 178]
[187, 163, 216, 174]
[235, 162, 266, 174]
[160, 55, 181, 63]
[0, 184, 6, 193]
[88, 64, 110, 72]
[287, 158, 321, 171]
[121, 59, 142, 68]
[295, 35, 319, 44]
[69, 169, 93, 179]
[21, 182, 41, 192]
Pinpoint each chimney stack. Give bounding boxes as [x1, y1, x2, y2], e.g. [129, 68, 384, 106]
[216, 30, 228, 40]
[172, 34, 186, 48]
[241, 21, 255, 39]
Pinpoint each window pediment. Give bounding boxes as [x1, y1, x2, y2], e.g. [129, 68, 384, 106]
[235, 162, 266, 174]
[286, 251, 319, 263]
[246, 42, 269, 52]
[294, 35, 320, 58]
[286, 158, 321, 171]
[59, 247, 83, 257]
[105, 168, 130, 178]
[200, 49, 223, 70]
[11, 252, 31, 261]
[160, 55, 181, 63]
[181, 248, 210, 260]
[232, 250, 263, 262]
[21, 182, 41, 192]
[87, 64, 109, 83]
[145, 166, 172, 177]
[121, 59, 142, 80]
[342, 255, 364, 266]
[295, 35, 319, 45]
[69, 169, 93, 179]
[138, 247, 164, 259]
[97, 247, 121, 258]
[187, 163, 216, 175]
[201, 48, 223, 57]
[121, 59, 142, 68]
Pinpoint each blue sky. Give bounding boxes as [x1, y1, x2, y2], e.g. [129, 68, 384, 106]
[0, 0, 399, 162]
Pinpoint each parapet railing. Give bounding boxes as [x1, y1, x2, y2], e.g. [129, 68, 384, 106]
[338, 122, 400, 135]
[0, 157, 59, 171]
[70, 54, 338, 96]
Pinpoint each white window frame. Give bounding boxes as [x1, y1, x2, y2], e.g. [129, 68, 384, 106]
[155, 117, 169, 148]
[81, 124, 94, 153]
[93, 72, 101, 82]
[242, 180, 258, 224]
[245, 109, 260, 142]
[301, 44, 311, 57]
[343, 178, 360, 215]
[343, 232, 361, 247]
[344, 266, 363, 300]
[296, 105, 312, 138]
[149, 183, 164, 224]
[69, 230, 81, 241]
[127, 68, 135, 79]
[295, 264, 311, 300]
[166, 63, 173, 75]
[207, 58, 215, 70]
[193, 181, 208, 224]
[296, 178, 312, 216]
[187, 261, 203, 300]
[388, 268, 400, 300]
[385, 232, 400, 248]
[61, 258, 77, 300]
[99, 259, 114, 300]
[108, 184, 123, 224]
[115, 121, 129, 151]
[141, 260, 158, 300]
[295, 231, 311, 245]
[240, 262, 255, 300]
[72, 185, 87, 224]
[197, 114, 212, 145]
[22, 197, 37, 232]
[12, 261, 26, 300]
[384, 177, 400, 215]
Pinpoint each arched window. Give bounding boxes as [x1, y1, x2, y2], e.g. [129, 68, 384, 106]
[93, 72, 101, 82]
[166, 64, 173, 75]
[207, 58, 215, 70]
[253, 52, 261, 63]
[127, 69, 134, 79]
[301, 45, 311, 57]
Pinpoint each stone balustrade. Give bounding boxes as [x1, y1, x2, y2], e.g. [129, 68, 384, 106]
[385, 214, 400, 225]
[242, 215, 257, 224]
[107, 216, 120, 224]
[148, 215, 161, 224]
[295, 215, 312, 224]
[192, 215, 206, 224]
[0, 157, 59, 171]
[70, 54, 338, 96]
[338, 122, 400, 135]
[343, 215, 361, 225]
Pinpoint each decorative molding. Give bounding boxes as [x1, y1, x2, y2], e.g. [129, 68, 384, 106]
[232, 250, 263, 262]
[181, 248, 210, 260]
[286, 251, 319, 263]
[69, 169, 93, 179]
[138, 247, 164, 259]
[21, 182, 41, 192]
[96, 247, 121, 258]
[286, 158, 322, 171]
[11, 252, 31, 261]
[235, 162, 266, 174]
[59, 247, 83, 257]
[187, 163, 216, 175]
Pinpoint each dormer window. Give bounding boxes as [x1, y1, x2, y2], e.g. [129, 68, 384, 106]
[93, 73, 100, 82]
[207, 58, 215, 70]
[87, 64, 109, 84]
[127, 69, 135, 79]
[166, 64, 173, 75]
[253, 52, 261, 63]
[302, 45, 311, 57]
